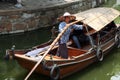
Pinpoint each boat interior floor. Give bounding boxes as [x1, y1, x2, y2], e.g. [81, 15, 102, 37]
[22, 40, 91, 61]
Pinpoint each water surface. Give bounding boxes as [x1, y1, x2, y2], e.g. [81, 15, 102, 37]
[0, 27, 120, 80]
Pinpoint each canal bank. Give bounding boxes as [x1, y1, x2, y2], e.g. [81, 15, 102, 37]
[0, 0, 106, 35]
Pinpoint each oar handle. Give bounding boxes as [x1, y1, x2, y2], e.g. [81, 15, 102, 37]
[24, 19, 83, 80]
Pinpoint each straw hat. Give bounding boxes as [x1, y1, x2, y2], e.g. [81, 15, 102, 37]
[63, 12, 71, 17]
[57, 12, 76, 21]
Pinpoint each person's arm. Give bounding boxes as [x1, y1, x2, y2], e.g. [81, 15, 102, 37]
[72, 24, 83, 30]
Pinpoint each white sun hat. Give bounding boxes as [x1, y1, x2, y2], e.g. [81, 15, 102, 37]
[63, 12, 71, 17]
[57, 12, 76, 21]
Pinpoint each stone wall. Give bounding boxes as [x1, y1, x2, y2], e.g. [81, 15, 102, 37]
[0, 0, 106, 34]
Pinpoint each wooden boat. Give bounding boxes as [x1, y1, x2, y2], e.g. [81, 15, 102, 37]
[5, 7, 120, 80]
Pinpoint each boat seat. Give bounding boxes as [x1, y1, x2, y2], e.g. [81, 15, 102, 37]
[68, 47, 87, 57]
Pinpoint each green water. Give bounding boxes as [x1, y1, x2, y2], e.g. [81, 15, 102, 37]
[0, 28, 51, 80]
[0, 0, 120, 79]
[0, 27, 120, 80]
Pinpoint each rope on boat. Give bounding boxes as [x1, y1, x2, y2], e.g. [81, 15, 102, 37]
[96, 33, 103, 61]
[42, 57, 60, 80]
[115, 33, 120, 48]
[41, 55, 56, 70]
[50, 64, 60, 80]
[84, 25, 95, 49]
[96, 46, 103, 61]
[41, 59, 50, 70]
[50, 54, 60, 80]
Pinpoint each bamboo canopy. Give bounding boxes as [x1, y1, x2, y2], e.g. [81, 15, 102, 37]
[74, 7, 120, 31]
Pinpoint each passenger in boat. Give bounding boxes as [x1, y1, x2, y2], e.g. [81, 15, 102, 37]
[70, 29, 90, 46]
[56, 12, 85, 59]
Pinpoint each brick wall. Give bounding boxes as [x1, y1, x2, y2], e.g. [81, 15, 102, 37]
[0, 0, 106, 34]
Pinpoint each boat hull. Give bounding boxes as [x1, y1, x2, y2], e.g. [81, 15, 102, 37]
[15, 52, 96, 79]
[14, 37, 117, 79]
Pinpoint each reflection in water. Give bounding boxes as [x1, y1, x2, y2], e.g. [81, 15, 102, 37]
[111, 72, 120, 80]
[111, 61, 120, 80]
[5, 77, 15, 80]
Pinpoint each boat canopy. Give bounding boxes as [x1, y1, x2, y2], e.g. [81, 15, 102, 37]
[74, 7, 120, 31]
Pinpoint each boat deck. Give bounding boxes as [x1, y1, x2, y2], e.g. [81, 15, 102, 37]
[15, 53, 75, 62]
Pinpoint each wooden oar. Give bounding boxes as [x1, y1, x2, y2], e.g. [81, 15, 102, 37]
[24, 19, 83, 80]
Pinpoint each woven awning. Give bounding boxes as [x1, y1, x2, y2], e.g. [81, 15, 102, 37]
[74, 7, 120, 31]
